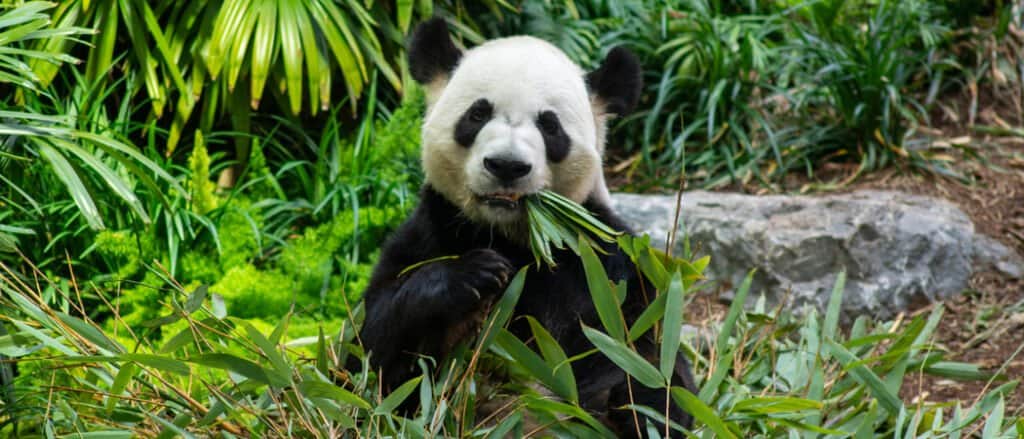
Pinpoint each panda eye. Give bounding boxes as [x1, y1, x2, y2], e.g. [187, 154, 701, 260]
[536, 112, 562, 136]
[468, 104, 491, 123]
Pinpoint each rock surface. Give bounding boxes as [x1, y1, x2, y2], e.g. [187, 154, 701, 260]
[610, 190, 1024, 319]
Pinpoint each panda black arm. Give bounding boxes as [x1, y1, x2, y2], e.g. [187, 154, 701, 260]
[358, 198, 512, 391]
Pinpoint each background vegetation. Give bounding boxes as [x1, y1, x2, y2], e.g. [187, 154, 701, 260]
[1, 0, 1022, 436]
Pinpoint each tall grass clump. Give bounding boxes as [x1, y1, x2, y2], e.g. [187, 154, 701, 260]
[786, 0, 957, 178]
[627, 0, 788, 188]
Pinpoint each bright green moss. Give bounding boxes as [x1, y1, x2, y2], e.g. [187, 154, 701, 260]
[278, 207, 400, 291]
[215, 201, 264, 273]
[179, 250, 222, 285]
[115, 271, 173, 329]
[210, 264, 295, 319]
[93, 230, 142, 280]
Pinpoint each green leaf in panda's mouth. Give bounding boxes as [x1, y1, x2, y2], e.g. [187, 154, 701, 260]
[525, 190, 621, 268]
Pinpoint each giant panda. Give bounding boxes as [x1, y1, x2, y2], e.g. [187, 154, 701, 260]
[359, 18, 696, 437]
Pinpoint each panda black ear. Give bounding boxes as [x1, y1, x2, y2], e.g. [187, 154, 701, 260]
[586, 46, 643, 116]
[408, 18, 462, 85]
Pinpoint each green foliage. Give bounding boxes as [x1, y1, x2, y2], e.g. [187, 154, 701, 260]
[243, 138, 278, 200]
[211, 202, 263, 274]
[93, 230, 145, 280]
[2, 234, 1020, 437]
[276, 206, 404, 309]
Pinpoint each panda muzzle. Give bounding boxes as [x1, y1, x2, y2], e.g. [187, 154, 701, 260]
[480, 192, 523, 209]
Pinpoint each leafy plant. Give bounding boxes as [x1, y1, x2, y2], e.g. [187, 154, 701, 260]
[0, 2, 185, 232]
[788, 0, 956, 177]
[30, 0, 412, 155]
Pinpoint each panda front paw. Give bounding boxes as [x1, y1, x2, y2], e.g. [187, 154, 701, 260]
[396, 249, 513, 319]
[449, 249, 513, 303]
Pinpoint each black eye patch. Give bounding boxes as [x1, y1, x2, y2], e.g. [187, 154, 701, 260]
[536, 111, 570, 162]
[454, 99, 493, 147]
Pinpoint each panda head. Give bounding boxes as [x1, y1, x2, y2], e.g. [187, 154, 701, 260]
[409, 18, 642, 227]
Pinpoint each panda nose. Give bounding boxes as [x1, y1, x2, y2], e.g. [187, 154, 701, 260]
[484, 157, 532, 183]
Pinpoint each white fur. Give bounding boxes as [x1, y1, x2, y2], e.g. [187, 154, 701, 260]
[421, 36, 610, 226]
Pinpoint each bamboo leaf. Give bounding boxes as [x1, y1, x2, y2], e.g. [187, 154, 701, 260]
[240, 321, 291, 382]
[670, 386, 737, 439]
[190, 353, 280, 386]
[493, 329, 573, 401]
[524, 396, 617, 438]
[821, 270, 845, 343]
[629, 292, 667, 342]
[732, 396, 822, 414]
[580, 242, 626, 340]
[183, 285, 208, 314]
[56, 312, 124, 354]
[477, 267, 526, 350]
[396, 0, 414, 33]
[582, 324, 664, 389]
[826, 339, 903, 416]
[374, 376, 422, 414]
[718, 270, 754, 358]
[35, 140, 103, 229]
[121, 353, 191, 376]
[526, 317, 578, 402]
[105, 363, 136, 413]
[297, 381, 372, 410]
[660, 271, 685, 380]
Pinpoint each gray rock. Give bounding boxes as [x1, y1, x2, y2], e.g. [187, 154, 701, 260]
[610, 190, 1024, 319]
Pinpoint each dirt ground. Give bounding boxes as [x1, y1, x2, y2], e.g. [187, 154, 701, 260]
[611, 124, 1024, 416]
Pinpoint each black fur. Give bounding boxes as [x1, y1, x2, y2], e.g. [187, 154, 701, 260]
[537, 110, 571, 162]
[359, 186, 696, 437]
[586, 46, 643, 116]
[408, 18, 462, 84]
[454, 99, 493, 147]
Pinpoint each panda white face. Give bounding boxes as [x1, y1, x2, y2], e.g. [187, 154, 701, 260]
[421, 37, 601, 225]
[409, 19, 641, 228]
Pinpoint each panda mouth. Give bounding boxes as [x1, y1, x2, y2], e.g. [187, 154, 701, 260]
[479, 192, 524, 210]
